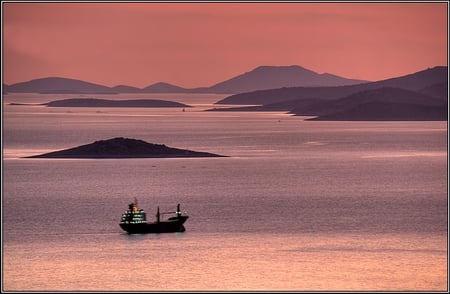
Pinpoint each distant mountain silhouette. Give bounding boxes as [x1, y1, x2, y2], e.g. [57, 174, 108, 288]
[39, 98, 190, 108]
[26, 137, 226, 158]
[206, 65, 367, 93]
[370, 66, 448, 91]
[4, 65, 367, 94]
[111, 85, 142, 93]
[216, 66, 448, 105]
[141, 82, 189, 93]
[5, 77, 117, 94]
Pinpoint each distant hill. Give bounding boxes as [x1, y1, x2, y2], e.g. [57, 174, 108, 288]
[5, 77, 117, 94]
[204, 65, 367, 93]
[369, 66, 448, 92]
[141, 82, 189, 93]
[26, 137, 226, 158]
[215, 66, 448, 105]
[111, 85, 142, 93]
[3, 65, 368, 94]
[40, 98, 190, 108]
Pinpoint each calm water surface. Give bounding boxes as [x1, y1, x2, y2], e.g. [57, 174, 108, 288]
[2, 94, 448, 291]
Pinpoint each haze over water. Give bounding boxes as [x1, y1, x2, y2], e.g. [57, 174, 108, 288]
[2, 93, 448, 291]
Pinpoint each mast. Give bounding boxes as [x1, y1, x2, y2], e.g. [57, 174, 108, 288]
[156, 206, 160, 223]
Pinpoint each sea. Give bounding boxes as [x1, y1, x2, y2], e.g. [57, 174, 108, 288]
[2, 93, 448, 291]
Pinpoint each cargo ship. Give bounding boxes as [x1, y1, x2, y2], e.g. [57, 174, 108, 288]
[119, 199, 188, 234]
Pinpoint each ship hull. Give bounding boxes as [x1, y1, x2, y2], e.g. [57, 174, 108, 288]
[120, 216, 188, 234]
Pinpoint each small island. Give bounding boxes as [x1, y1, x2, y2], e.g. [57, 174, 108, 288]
[10, 98, 191, 108]
[26, 137, 226, 158]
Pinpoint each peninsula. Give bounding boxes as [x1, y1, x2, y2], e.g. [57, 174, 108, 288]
[26, 137, 226, 158]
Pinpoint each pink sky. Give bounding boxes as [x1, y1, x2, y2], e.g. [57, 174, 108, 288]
[3, 2, 448, 88]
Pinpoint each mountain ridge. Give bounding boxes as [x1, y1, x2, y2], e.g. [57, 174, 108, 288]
[4, 65, 368, 94]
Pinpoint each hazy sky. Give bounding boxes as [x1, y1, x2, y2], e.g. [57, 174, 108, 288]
[3, 2, 448, 88]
